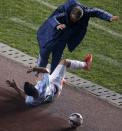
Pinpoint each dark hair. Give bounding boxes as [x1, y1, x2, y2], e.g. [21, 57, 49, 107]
[24, 82, 39, 98]
[70, 6, 84, 20]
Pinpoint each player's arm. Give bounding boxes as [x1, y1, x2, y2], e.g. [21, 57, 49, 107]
[87, 7, 119, 22]
[49, 0, 79, 29]
[27, 66, 49, 74]
[48, 0, 76, 29]
[49, 13, 65, 28]
[49, 12, 67, 31]
[6, 80, 25, 98]
[48, 3, 66, 28]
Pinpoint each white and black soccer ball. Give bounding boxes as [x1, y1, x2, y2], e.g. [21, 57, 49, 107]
[68, 113, 83, 128]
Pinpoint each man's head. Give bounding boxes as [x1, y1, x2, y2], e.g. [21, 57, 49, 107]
[70, 6, 84, 23]
[24, 82, 39, 98]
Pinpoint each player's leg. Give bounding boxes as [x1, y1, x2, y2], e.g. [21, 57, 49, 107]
[48, 54, 93, 97]
[62, 54, 93, 70]
[51, 42, 66, 74]
[39, 49, 50, 67]
[50, 62, 66, 96]
[37, 46, 51, 68]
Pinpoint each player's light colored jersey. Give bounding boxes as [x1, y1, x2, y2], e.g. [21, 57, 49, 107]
[25, 64, 65, 106]
[25, 73, 56, 106]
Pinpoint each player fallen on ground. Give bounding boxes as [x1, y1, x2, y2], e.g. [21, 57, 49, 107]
[6, 54, 92, 106]
[37, 0, 119, 74]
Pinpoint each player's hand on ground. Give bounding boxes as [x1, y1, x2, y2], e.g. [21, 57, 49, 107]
[56, 24, 66, 30]
[6, 80, 14, 87]
[6, 79, 17, 89]
[110, 16, 119, 22]
[6, 80, 24, 98]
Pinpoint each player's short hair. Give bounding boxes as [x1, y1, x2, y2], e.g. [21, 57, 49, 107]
[24, 82, 39, 98]
[70, 6, 84, 20]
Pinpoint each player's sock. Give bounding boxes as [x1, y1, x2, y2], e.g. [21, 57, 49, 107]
[68, 60, 87, 69]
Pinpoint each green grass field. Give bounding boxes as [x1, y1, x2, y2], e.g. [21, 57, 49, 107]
[0, 0, 122, 93]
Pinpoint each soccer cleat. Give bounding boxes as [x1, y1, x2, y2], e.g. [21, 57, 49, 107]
[84, 54, 93, 70]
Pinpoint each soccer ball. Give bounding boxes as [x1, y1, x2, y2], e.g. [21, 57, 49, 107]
[68, 113, 83, 128]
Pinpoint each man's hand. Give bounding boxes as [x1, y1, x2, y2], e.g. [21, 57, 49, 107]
[56, 24, 66, 30]
[110, 16, 119, 22]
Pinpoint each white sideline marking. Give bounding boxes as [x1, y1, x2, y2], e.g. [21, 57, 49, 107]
[96, 54, 121, 67]
[37, 0, 56, 9]
[10, 17, 38, 31]
[33, 0, 122, 38]
[90, 21, 122, 38]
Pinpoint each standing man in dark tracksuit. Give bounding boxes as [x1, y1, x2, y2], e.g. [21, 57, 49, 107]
[37, 0, 119, 74]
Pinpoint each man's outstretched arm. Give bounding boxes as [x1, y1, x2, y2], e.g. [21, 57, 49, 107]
[6, 80, 25, 98]
[87, 7, 119, 22]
